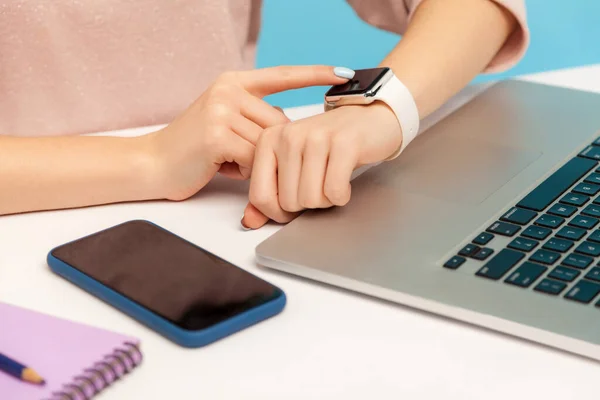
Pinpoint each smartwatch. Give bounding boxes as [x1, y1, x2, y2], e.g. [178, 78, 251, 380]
[324, 67, 419, 160]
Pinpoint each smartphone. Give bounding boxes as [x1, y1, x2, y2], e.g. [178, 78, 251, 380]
[47, 220, 286, 348]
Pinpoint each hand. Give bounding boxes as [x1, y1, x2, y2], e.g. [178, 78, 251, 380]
[142, 66, 349, 201]
[242, 102, 402, 229]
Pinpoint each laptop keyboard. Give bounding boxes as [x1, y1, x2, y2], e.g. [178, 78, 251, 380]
[445, 137, 600, 305]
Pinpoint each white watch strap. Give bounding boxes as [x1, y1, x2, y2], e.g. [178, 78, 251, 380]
[373, 75, 420, 160]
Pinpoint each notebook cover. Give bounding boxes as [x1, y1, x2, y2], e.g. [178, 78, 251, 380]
[0, 302, 142, 400]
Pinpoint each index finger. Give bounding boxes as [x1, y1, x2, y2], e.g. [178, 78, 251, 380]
[238, 65, 350, 97]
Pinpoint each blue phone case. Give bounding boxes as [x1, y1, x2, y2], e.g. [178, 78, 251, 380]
[47, 222, 286, 348]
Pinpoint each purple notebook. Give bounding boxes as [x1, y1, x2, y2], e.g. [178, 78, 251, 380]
[0, 302, 142, 400]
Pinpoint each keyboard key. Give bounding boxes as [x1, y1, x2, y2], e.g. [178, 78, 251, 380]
[563, 253, 593, 269]
[569, 215, 599, 229]
[560, 193, 590, 207]
[543, 238, 574, 253]
[582, 204, 600, 218]
[593, 137, 600, 147]
[522, 226, 551, 240]
[534, 279, 567, 295]
[500, 207, 537, 225]
[473, 247, 494, 261]
[565, 280, 600, 303]
[556, 226, 586, 241]
[444, 256, 466, 270]
[487, 221, 520, 237]
[588, 230, 600, 243]
[575, 241, 600, 257]
[476, 249, 525, 280]
[459, 244, 480, 257]
[585, 267, 600, 282]
[517, 157, 596, 211]
[504, 262, 547, 288]
[593, 195, 600, 205]
[534, 214, 564, 229]
[580, 145, 600, 161]
[530, 249, 560, 265]
[508, 237, 539, 252]
[548, 203, 577, 218]
[585, 173, 600, 185]
[573, 182, 600, 196]
[473, 232, 494, 246]
[549, 266, 580, 282]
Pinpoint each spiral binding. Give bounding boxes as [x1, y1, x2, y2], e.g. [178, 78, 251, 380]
[45, 341, 142, 400]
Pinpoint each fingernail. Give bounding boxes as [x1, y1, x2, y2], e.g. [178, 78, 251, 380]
[333, 67, 355, 79]
[241, 215, 251, 231]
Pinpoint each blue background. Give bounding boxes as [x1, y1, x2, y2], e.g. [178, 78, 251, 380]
[257, 0, 600, 108]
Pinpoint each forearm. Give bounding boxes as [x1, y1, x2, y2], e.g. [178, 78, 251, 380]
[380, 0, 518, 118]
[0, 134, 158, 215]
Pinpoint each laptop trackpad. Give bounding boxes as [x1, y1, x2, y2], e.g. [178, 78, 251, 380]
[373, 135, 542, 205]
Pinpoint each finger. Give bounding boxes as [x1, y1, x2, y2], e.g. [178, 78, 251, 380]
[298, 134, 333, 209]
[229, 114, 262, 145]
[273, 106, 287, 121]
[323, 138, 359, 206]
[239, 91, 290, 128]
[218, 162, 248, 180]
[249, 131, 297, 223]
[239, 65, 351, 97]
[277, 129, 305, 212]
[241, 203, 270, 230]
[219, 132, 256, 179]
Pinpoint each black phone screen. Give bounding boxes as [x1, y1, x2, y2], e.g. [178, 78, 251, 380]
[51, 220, 283, 331]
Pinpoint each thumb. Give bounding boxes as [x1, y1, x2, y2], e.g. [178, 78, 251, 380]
[241, 203, 270, 230]
[238, 65, 355, 97]
[218, 134, 255, 175]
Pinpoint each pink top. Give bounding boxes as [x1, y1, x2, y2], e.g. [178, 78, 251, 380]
[0, 0, 528, 137]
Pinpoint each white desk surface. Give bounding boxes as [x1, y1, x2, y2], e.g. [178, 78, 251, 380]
[3, 65, 600, 400]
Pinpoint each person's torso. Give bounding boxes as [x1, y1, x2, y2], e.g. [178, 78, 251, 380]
[0, 0, 262, 136]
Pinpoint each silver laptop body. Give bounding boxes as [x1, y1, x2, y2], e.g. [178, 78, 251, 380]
[256, 80, 600, 360]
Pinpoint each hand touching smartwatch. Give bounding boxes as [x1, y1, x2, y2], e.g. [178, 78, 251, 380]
[324, 67, 420, 160]
[243, 67, 421, 230]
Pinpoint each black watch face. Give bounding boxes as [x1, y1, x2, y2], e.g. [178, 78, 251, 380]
[325, 67, 389, 97]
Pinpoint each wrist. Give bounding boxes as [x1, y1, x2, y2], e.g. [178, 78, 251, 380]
[324, 67, 418, 160]
[130, 132, 168, 200]
[374, 73, 419, 160]
[367, 102, 403, 153]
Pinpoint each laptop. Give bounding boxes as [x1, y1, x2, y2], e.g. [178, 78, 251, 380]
[255, 79, 600, 361]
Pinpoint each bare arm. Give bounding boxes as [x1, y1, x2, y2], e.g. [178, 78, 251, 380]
[0, 66, 346, 216]
[0, 135, 157, 215]
[380, 0, 519, 118]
